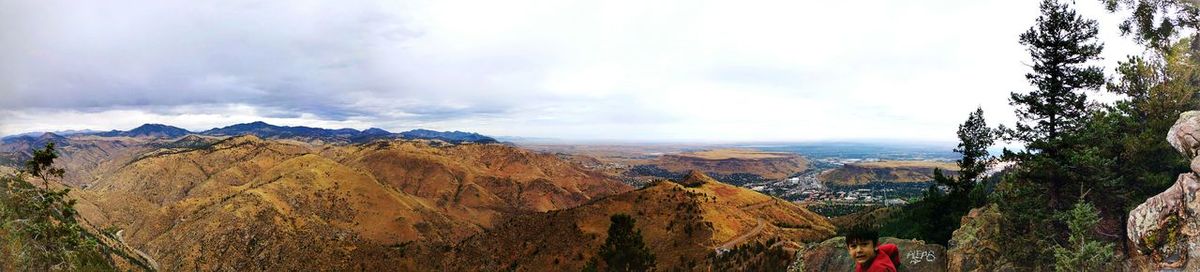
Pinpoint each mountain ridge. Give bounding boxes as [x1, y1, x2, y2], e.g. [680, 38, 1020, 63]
[4, 121, 499, 144]
[447, 171, 834, 271]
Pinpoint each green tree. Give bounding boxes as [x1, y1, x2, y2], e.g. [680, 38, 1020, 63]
[994, 0, 1109, 267]
[955, 107, 995, 189]
[1106, 38, 1199, 197]
[596, 214, 655, 272]
[1101, 0, 1200, 50]
[881, 109, 996, 245]
[1004, 0, 1106, 208]
[0, 143, 121, 271]
[954, 108, 996, 208]
[1052, 200, 1114, 271]
[1008, 0, 1105, 151]
[1079, 33, 1199, 258]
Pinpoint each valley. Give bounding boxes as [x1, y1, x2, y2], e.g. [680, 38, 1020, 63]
[8, 1, 1191, 270]
[519, 142, 962, 219]
[3, 123, 922, 271]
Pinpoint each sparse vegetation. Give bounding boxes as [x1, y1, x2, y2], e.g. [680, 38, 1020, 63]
[0, 143, 120, 271]
[709, 237, 791, 272]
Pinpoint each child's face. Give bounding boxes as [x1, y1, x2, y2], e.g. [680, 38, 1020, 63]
[847, 239, 877, 265]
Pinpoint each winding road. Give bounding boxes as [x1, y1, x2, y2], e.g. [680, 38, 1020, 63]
[116, 229, 161, 271]
[717, 218, 766, 250]
[715, 200, 777, 251]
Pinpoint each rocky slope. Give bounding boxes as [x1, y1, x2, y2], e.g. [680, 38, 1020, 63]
[447, 171, 835, 271]
[789, 236, 947, 272]
[946, 204, 1006, 272]
[1126, 110, 1200, 271]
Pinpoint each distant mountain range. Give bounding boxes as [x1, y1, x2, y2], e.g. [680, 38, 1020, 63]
[3, 122, 498, 144]
[95, 124, 191, 138]
[1, 129, 100, 140]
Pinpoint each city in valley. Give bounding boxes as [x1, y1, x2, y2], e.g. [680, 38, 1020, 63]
[524, 143, 978, 218]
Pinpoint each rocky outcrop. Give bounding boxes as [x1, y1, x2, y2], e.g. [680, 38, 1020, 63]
[947, 204, 1009, 272]
[789, 237, 946, 272]
[1127, 110, 1200, 271]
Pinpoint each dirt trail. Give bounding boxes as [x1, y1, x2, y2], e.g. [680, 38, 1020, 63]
[117, 230, 161, 271]
[717, 218, 766, 250]
[717, 200, 779, 250]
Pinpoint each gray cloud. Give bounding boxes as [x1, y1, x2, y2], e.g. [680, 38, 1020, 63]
[0, 0, 1145, 141]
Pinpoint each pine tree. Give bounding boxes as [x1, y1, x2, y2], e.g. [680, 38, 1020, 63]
[955, 107, 994, 188]
[0, 143, 123, 271]
[1010, 0, 1105, 146]
[1052, 200, 1114, 270]
[880, 109, 995, 245]
[994, 1, 1108, 267]
[1005, 0, 1105, 210]
[1102, 0, 1200, 50]
[597, 214, 655, 272]
[1091, 0, 1200, 256]
[955, 108, 995, 208]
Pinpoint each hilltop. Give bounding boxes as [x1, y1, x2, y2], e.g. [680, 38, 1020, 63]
[95, 124, 191, 138]
[631, 148, 808, 184]
[0, 135, 629, 270]
[818, 160, 959, 186]
[447, 171, 834, 271]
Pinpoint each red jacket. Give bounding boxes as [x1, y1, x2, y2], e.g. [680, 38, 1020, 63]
[854, 243, 898, 272]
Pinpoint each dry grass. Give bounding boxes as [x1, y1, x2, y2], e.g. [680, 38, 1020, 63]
[37, 136, 632, 271]
[448, 172, 834, 271]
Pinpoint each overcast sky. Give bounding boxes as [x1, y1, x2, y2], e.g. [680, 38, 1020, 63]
[0, 0, 1145, 142]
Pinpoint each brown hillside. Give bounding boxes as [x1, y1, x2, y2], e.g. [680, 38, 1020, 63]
[447, 172, 835, 271]
[2, 135, 158, 188]
[819, 160, 959, 186]
[11, 136, 632, 270]
[650, 149, 808, 180]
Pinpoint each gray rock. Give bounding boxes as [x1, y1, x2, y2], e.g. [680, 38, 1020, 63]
[1127, 110, 1200, 271]
[947, 204, 1006, 272]
[1168, 111, 1200, 158]
[792, 236, 946, 272]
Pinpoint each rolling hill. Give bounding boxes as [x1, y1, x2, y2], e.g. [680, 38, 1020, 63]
[0, 124, 843, 270]
[818, 160, 959, 186]
[0, 133, 629, 270]
[641, 149, 808, 181]
[446, 171, 835, 271]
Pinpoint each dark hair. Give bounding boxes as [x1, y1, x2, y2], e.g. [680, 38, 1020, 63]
[842, 224, 879, 245]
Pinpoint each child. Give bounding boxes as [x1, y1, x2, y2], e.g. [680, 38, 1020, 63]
[844, 226, 899, 272]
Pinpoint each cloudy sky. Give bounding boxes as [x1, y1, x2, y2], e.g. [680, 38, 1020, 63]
[0, 0, 1144, 142]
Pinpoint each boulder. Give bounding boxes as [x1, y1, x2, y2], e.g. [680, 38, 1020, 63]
[946, 204, 1012, 272]
[789, 236, 946, 272]
[1126, 110, 1200, 271]
[1168, 111, 1200, 159]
